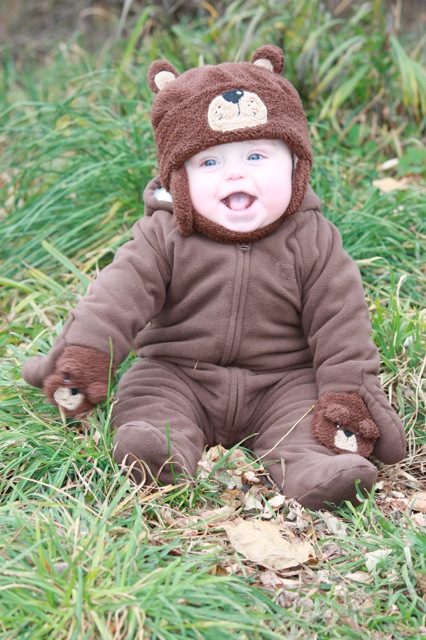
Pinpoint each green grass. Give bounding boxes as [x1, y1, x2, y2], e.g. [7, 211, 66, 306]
[1, 1, 425, 638]
[0, 485, 289, 639]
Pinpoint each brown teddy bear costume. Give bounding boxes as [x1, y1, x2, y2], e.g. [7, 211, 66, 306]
[22, 45, 406, 510]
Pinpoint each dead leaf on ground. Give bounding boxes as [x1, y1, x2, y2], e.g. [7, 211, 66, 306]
[372, 177, 408, 192]
[320, 512, 348, 536]
[321, 542, 349, 561]
[267, 494, 286, 510]
[242, 489, 263, 512]
[262, 494, 286, 519]
[346, 570, 373, 584]
[365, 548, 392, 572]
[411, 492, 426, 513]
[223, 518, 316, 571]
[243, 470, 261, 483]
[259, 571, 302, 590]
[316, 569, 333, 585]
[198, 505, 236, 523]
[379, 158, 399, 171]
[412, 512, 426, 527]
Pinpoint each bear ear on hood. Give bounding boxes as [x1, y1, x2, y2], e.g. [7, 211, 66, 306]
[250, 45, 285, 75]
[148, 60, 180, 93]
[148, 45, 284, 94]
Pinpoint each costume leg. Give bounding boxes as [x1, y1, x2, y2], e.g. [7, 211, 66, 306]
[252, 369, 378, 510]
[112, 359, 207, 485]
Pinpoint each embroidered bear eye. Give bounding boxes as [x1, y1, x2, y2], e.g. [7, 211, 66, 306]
[335, 423, 340, 429]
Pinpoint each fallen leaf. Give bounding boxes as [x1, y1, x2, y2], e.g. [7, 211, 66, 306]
[259, 571, 300, 590]
[321, 513, 348, 536]
[412, 512, 426, 527]
[199, 505, 236, 522]
[346, 570, 373, 583]
[215, 470, 242, 489]
[243, 470, 261, 483]
[197, 459, 214, 478]
[242, 490, 263, 512]
[209, 564, 231, 576]
[365, 549, 392, 572]
[316, 570, 333, 585]
[379, 158, 399, 171]
[267, 495, 286, 510]
[262, 495, 286, 519]
[372, 177, 408, 192]
[223, 518, 315, 571]
[411, 492, 426, 513]
[203, 444, 227, 462]
[320, 543, 347, 560]
[220, 489, 242, 508]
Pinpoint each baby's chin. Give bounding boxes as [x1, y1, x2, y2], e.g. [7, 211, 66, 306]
[220, 218, 262, 233]
[214, 211, 259, 233]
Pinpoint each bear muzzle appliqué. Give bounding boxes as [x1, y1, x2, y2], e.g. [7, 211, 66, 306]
[54, 385, 86, 412]
[334, 426, 359, 453]
[208, 89, 268, 132]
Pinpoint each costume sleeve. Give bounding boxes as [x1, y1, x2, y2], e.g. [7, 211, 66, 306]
[298, 210, 405, 463]
[56, 214, 172, 365]
[299, 211, 377, 394]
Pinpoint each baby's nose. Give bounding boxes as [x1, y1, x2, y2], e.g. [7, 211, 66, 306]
[224, 162, 246, 181]
[225, 169, 245, 180]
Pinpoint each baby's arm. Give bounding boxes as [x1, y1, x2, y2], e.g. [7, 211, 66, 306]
[22, 217, 171, 417]
[298, 211, 405, 463]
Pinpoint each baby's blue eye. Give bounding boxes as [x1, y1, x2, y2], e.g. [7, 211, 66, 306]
[203, 159, 217, 167]
[248, 153, 262, 161]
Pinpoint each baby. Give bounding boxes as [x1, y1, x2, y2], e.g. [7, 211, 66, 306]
[22, 45, 406, 510]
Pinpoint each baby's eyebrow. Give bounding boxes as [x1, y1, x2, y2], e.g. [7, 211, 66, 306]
[248, 141, 276, 150]
[194, 151, 217, 161]
[186, 153, 212, 166]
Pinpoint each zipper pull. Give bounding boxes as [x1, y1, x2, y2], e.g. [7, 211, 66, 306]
[239, 244, 250, 251]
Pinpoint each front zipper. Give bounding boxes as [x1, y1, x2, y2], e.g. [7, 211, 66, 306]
[219, 244, 251, 365]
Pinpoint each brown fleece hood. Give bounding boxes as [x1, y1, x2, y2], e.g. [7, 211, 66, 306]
[148, 45, 313, 243]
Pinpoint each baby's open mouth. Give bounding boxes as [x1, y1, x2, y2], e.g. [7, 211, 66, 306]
[222, 192, 255, 211]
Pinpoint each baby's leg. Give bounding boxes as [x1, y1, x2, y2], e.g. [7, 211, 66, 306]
[252, 369, 377, 510]
[112, 359, 207, 485]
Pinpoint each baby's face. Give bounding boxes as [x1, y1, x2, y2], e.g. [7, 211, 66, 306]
[185, 139, 293, 233]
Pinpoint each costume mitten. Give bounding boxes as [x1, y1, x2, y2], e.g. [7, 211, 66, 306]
[23, 345, 113, 418]
[311, 392, 380, 458]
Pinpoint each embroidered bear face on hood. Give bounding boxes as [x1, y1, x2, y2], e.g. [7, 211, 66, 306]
[147, 45, 313, 243]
